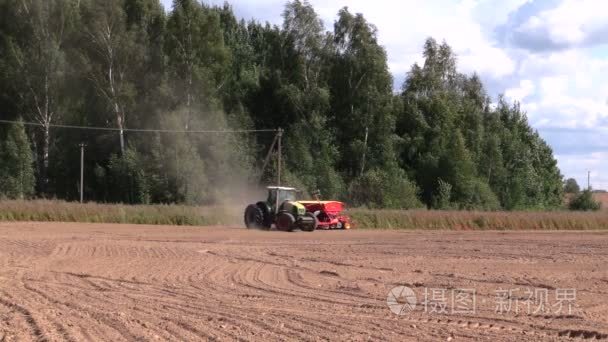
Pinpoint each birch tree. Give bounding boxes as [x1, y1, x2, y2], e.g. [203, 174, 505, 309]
[165, 0, 228, 130]
[82, 0, 140, 154]
[5, 0, 75, 191]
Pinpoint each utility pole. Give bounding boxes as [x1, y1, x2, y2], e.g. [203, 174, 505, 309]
[277, 128, 283, 187]
[260, 133, 279, 180]
[79, 143, 86, 203]
[588, 170, 591, 191]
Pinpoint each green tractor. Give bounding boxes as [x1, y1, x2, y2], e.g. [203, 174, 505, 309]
[244, 186, 317, 232]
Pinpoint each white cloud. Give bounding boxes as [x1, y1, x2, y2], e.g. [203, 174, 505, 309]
[472, 0, 532, 27]
[519, 15, 542, 31]
[517, 50, 608, 129]
[517, 0, 608, 46]
[505, 79, 535, 103]
[308, 0, 517, 78]
[539, 75, 568, 98]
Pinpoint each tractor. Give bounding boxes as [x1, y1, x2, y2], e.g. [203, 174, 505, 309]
[244, 186, 351, 232]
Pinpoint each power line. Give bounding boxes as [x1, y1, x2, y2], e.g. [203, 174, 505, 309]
[0, 119, 277, 134]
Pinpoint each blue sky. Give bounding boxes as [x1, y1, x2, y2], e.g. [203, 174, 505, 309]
[161, 0, 608, 190]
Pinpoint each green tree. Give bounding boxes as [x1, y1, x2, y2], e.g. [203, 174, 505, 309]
[80, 0, 143, 154]
[564, 178, 580, 194]
[107, 147, 150, 204]
[434, 179, 453, 210]
[213, 4, 257, 129]
[2, 0, 76, 192]
[493, 99, 563, 209]
[349, 168, 422, 209]
[398, 38, 562, 210]
[165, 0, 229, 128]
[282, 0, 325, 90]
[0, 2, 568, 210]
[278, 1, 343, 197]
[437, 131, 476, 205]
[0, 121, 35, 199]
[330, 8, 396, 178]
[122, 0, 167, 130]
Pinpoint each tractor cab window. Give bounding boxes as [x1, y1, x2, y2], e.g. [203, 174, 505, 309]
[268, 189, 296, 207]
[279, 190, 296, 203]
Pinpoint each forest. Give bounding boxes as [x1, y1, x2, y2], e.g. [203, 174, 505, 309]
[0, 0, 564, 210]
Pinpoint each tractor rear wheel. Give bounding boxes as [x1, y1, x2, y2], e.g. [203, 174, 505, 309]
[244, 204, 264, 229]
[276, 212, 295, 232]
[256, 203, 272, 230]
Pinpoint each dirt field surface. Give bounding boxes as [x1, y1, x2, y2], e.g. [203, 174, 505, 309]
[1, 222, 608, 341]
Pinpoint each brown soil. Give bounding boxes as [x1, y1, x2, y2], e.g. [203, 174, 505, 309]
[0, 222, 607, 341]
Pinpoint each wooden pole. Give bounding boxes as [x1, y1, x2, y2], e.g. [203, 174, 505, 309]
[79, 143, 85, 203]
[261, 133, 279, 180]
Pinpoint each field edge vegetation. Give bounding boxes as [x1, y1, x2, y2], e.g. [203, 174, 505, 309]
[0, 200, 607, 230]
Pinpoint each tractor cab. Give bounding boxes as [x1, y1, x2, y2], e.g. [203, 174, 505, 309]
[266, 186, 297, 213]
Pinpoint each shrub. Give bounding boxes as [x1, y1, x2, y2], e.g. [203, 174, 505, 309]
[569, 190, 601, 211]
[433, 179, 454, 210]
[108, 148, 151, 204]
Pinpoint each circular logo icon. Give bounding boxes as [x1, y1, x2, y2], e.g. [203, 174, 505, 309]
[387, 286, 417, 315]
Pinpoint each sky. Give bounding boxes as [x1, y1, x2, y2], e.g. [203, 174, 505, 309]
[161, 0, 608, 190]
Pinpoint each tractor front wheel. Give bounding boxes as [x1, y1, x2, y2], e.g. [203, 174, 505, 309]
[300, 212, 318, 232]
[276, 212, 295, 232]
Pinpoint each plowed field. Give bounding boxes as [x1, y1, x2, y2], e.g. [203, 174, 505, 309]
[0, 222, 607, 341]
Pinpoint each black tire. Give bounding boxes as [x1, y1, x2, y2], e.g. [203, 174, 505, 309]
[256, 202, 272, 230]
[276, 212, 295, 232]
[300, 212, 318, 232]
[244, 204, 264, 229]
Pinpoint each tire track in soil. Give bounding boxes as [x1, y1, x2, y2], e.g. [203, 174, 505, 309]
[25, 275, 222, 341]
[114, 267, 265, 340]
[1, 223, 608, 341]
[194, 260, 324, 340]
[222, 257, 399, 339]
[222, 258, 355, 307]
[187, 255, 380, 339]
[16, 278, 81, 342]
[18, 281, 142, 341]
[63, 272, 233, 340]
[191, 248, 608, 341]
[0, 296, 47, 341]
[58, 270, 211, 339]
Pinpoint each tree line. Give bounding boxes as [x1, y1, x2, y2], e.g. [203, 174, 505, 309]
[0, 0, 565, 210]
